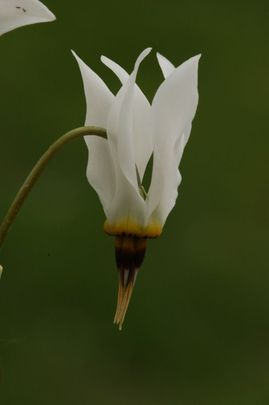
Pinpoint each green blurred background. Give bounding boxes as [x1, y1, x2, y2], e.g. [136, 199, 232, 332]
[0, 0, 269, 403]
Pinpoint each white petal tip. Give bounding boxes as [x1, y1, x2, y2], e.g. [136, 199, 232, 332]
[143, 47, 152, 57]
[0, 265, 3, 278]
[71, 50, 97, 78]
[183, 54, 201, 72]
[47, 11, 56, 22]
[100, 54, 115, 70]
[71, 49, 83, 65]
[156, 51, 164, 59]
[156, 52, 175, 78]
[192, 54, 202, 62]
[35, 0, 56, 22]
[134, 47, 152, 70]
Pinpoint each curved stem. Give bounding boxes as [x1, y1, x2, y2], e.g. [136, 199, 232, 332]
[0, 126, 107, 249]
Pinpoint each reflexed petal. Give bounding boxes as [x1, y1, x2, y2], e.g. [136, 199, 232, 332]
[72, 50, 114, 129]
[72, 51, 116, 214]
[0, 0, 55, 35]
[107, 48, 152, 190]
[86, 137, 115, 216]
[147, 55, 200, 225]
[102, 54, 153, 179]
[157, 52, 175, 78]
[152, 54, 200, 136]
[101, 55, 129, 84]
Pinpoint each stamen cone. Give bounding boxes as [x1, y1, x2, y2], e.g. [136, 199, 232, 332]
[113, 236, 147, 330]
[114, 271, 137, 330]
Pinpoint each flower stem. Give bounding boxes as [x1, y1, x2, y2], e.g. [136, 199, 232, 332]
[0, 126, 107, 250]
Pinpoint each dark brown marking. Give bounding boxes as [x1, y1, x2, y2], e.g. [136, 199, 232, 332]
[16, 6, 26, 12]
[115, 236, 147, 286]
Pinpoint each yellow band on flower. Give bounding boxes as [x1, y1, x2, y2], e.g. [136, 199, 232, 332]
[103, 218, 162, 239]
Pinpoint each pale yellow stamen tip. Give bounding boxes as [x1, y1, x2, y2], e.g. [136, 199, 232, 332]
[0, 265, 3, 278]
[114, 278, 136, 330]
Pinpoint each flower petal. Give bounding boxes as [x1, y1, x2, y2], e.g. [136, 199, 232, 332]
[72, 51, 116, 214]
[147, 55, 200, 225]
[107, 48, 152, 189]
[102, 53, 153, 179]
[86, 136, 115, 216]
[157, 52, 175, 78]
[105, 167, 148, 231]
[72, 50, 114, 129]
[0, 0, 55, 36]
[101, 55, 129, 84]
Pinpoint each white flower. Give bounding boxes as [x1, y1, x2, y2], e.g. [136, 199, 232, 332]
[73, 48, 200, 329]
[0, 0, 55, 35]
